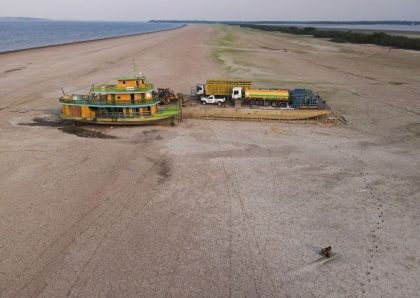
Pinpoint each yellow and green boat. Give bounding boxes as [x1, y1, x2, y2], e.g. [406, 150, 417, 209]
[59, 73, 180, 125]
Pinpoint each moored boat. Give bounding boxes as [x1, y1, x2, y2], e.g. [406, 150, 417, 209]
[59, 73, 180, 125]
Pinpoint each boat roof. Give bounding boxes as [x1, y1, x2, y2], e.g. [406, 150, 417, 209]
[207, 79, 252, 83]
[113, 76, 145, 81]
[91, 84, 153, 94]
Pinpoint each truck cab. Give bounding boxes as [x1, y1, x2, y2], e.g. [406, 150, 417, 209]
[192, 84, 205, 96]
[232, 87, 243, 100]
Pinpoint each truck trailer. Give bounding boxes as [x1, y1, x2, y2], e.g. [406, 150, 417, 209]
[233, 87, 290, 107]
[233, 87, 323, 108]
[192, 80, 252, 98]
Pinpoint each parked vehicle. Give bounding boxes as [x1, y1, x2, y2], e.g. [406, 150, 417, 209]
[232, 87, 289, 107]
[155, 88, 189, 106]
[192, 80, 252, 98]
[232, 87, 322, 108]
[201, 95, 225, 105]
[193, 79, 324, 109]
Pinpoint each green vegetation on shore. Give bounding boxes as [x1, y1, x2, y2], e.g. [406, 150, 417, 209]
[239, 24, 420, 51]
[0, 17, 48, 21]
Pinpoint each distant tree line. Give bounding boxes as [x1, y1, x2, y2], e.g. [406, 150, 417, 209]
[239, 24, 420, 51]
[149, 20, 420, 26]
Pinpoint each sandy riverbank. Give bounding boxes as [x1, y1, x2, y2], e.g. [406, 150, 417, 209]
[0, 25, 419, 297]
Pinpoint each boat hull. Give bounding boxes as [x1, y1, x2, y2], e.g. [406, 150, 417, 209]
[61, 113, 179, 125]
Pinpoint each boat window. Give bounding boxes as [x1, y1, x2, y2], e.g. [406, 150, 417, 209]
[123, 81, 126, 84]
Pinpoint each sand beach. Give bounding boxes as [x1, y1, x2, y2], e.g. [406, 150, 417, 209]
[0, 25, 419, 297]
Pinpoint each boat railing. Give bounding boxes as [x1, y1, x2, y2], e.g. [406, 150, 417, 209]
[95, 111, 153, 119]
[60, 97, 159, 106]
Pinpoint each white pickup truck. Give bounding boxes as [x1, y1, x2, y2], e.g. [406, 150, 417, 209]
[200, 95, 225, 106]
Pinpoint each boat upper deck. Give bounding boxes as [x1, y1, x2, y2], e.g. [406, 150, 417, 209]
[60, 95, 160, 108]
[91, 84, 154, 94]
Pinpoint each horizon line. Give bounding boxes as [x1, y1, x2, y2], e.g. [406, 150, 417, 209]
[1, 17, 420, 23]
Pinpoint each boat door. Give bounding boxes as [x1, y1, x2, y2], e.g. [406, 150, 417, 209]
[111, 94, 116, 104]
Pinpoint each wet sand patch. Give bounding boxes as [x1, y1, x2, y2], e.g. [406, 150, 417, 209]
[19, 117, 118, 139]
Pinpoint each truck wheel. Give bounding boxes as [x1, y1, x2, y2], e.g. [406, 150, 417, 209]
[201, 101, 206, 105]
[217, 101, 222, 106]
[271, 102, 277, 107]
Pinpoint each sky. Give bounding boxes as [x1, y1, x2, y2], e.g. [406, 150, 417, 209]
[1, 0, 419, 21]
